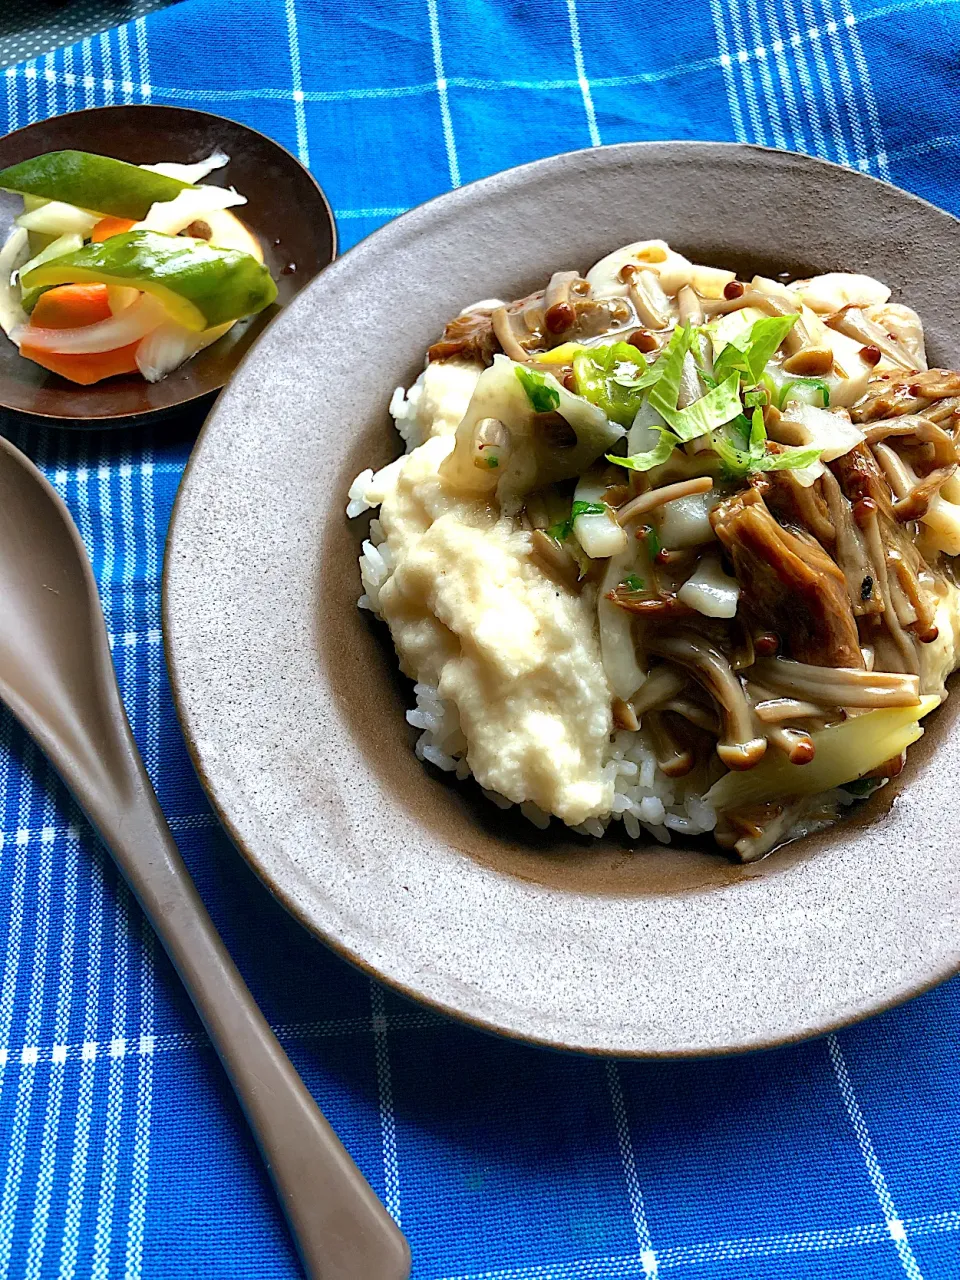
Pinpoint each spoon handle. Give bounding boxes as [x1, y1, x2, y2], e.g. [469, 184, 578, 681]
[84, 745, 411, 1280]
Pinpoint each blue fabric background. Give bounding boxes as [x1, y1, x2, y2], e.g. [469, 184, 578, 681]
[1, 0, 960, 1276]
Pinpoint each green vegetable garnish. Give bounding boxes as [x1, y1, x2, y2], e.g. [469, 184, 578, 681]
[572, 342, 648, 426]
[19, 230, 277, 331]
[779, 377, 831, 408]
[713, 314, 798, 387]
[546, 499, 607, 543]
[647, 326, 695, 421]
[0, 150, 193, 220]
[711, 406, 822, 478]
[655, 371, 743, 442]
[641, 524, 660, 557]
[621, 574, 645, 592]
[515, 365, 561, 413]
[606, 426, 677, 473]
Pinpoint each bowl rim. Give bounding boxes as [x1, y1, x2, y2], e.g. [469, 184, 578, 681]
[164, 139, 960, 1056]
[0, 102, 337, 427]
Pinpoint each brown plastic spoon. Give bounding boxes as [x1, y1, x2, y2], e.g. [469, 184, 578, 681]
[0, 434, 411, 1280]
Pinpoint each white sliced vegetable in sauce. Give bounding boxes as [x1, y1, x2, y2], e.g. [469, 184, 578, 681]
[585, 239, 694, 299]
[706, 696, 939, 811]
[572, 469, 627, 559]
[790, 272, 890, 314]
[677, 552, 740, 618]
[440, 355, 623, 508]
[598, 546, 646, 700]
[656, 488, 721, 547]
[781, 401, 864, 462]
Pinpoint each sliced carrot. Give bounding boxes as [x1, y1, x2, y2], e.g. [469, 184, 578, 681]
[18, 342, 142, 385]
[19, 283, 141, 384]
[30, 283, 113, 328]
[91, 215, 137, 242]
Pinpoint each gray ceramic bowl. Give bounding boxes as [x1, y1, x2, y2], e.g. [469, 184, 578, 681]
[164, 142, 960, 1056]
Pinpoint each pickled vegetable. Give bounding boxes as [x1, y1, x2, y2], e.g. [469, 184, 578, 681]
[0, 150, 192, 220]
[20, 230, 277, 331]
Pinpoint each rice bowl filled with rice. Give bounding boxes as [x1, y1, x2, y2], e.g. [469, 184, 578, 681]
[346, 240, 960, 861]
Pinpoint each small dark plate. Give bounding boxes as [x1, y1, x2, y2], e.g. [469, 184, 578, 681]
[0, 105, 336, 430]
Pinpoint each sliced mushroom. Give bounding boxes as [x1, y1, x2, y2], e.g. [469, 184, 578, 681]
[627, 268, 672, 330]
[543, 270, 583, 336]
[529, 529, 582, 592]
[631, 665, 687, 716]
[617, 476, 714, 526]
[645, 710, 694, 777]
[767, 724, 816, 764]
[782, 346, 834, 376]
[612, 697, 640, 731]
[677, 284, 704, 328]
[750, 656, 921, 706]
[714, 797, 810, 862]
[648, 632, 767, 770]
[491, 306, 532, 362]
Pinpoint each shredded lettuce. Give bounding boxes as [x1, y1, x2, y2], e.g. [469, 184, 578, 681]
[712, 406, 822, 478]
[607, 426, 677, 473]
[713, 314, 797, 386]
[655, 371, 743, 442]
[515, 365, 561, 413]
[572, 342, 649, 426]
[646, 326, 694, 419]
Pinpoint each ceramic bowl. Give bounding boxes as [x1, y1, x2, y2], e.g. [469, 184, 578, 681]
[0, 104, 335, 429]
[164, 142, 960, 1055]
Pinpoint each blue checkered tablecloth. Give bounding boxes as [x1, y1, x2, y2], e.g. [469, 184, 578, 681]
[1, 1, 960, 1277]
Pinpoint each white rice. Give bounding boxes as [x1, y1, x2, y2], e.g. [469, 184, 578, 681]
[400, 678, 719, 843]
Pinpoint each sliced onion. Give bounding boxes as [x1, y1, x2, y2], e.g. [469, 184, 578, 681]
[16, 200, 99, 237]
[135, 318, 233, 383]
[0, 227, 29, 339]
[141, 151, 230, 184]
[15, 231, 83, 284]
[136, 184, 246, 236]
[14, 293, 166, 354]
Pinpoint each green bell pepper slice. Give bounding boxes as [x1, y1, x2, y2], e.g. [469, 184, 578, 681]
[0, 151, 193, 220]
[20, 230, 277, 330]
